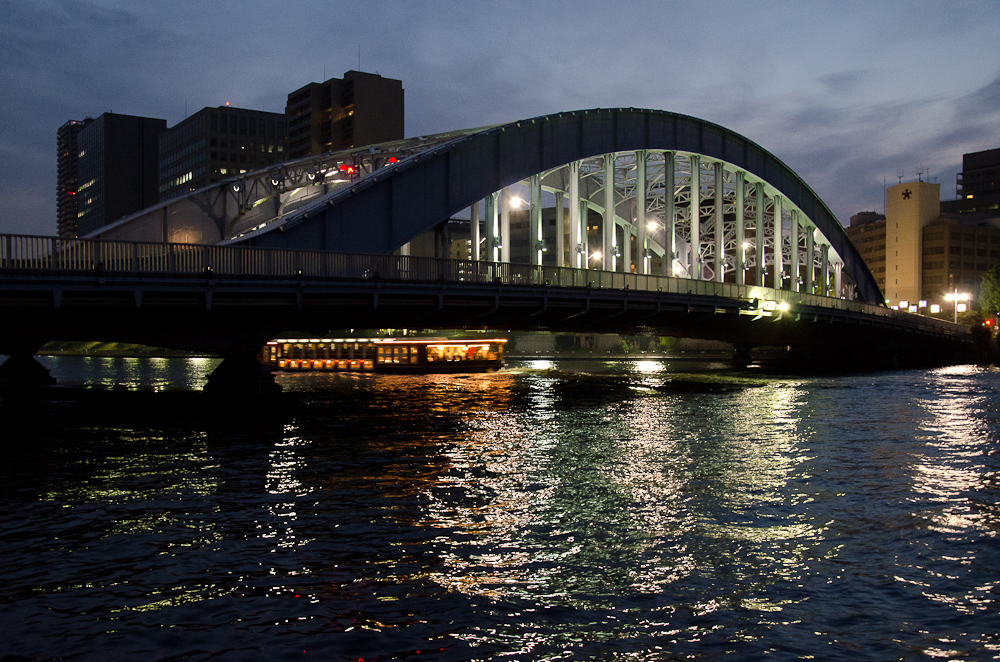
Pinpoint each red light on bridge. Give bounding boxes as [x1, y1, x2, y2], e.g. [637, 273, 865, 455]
[387, 157, 398, 164]
[338, 164, 355, 174]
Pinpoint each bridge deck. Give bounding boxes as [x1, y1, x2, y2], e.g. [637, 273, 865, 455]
[0, 233, 972, 358]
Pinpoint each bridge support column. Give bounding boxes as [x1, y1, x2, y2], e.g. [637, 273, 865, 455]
[805, 225, 815, 293]
[636, 150, 648, 274]
[790, 210, 800, 292]
[569, 161, 583, 269]
[730, 345, 753, 370]
[755, 182, 765, 287]
[500, 188, 512, 263]
[834, 262, 843, 298]
[470, 201, 480, 262]
[603, 153, 616, 271]
[0, 351, 56, 392]
[820, 244, 830, 296]
[735, 171, 746, 285]
[714, 161, 724, 282]
[204, 352, 281, 398]
[664, 151, 676, 277]
[486, 192, 499, 262]
[555, 191, 565, 267]
[529, 174, 543, 266]
[621, 219, 631, 273]
[773, 195, 784, 290]
[690, 155, 701, 280]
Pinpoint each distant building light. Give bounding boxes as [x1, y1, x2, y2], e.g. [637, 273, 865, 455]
[930, 304, 940, 313]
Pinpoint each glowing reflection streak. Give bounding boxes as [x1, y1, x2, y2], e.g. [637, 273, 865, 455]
[912, 365, 998, 615]
[259, 434, 314, 550]
[420, 373, 827, 651]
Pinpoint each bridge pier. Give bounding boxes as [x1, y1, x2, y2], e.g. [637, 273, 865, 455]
[0, 351, 56, 392]
[203, 353, 281, 398]
[730, 345, 753, 370]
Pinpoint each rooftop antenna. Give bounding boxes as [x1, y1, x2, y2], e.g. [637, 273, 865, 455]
[916, 166, 924, 182]
[897, 169, 904, 184]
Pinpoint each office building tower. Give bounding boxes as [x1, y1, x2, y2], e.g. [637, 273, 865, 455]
[286, 71, 404, 159]
[76, 113, 167, 236]
[56, 118, 92, 237]
[848, 176, 1000, 309]
[946, 147, 1000, 215]
[158, 106, 287, 202]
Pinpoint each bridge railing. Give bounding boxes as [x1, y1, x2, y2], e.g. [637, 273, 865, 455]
[1, 232, 904, 322]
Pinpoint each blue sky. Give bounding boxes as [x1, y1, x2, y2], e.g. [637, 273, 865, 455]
[1, 0, 998, 236]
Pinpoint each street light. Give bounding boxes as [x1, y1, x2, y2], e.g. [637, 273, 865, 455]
[944, 290, 970, 323]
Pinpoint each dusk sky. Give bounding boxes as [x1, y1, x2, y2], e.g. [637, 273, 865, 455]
[1, 0, 998, 237]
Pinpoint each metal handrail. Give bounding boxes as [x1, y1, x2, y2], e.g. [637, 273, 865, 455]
[0, 233, 954, 333]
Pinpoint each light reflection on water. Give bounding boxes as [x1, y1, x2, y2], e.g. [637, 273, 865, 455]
[33, 355, 222, 390]
[1, 359, 999, 659]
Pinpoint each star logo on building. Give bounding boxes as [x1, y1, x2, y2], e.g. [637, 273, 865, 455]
[902, 189, 912, 200]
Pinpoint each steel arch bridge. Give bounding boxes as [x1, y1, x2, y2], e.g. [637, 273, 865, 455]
[91, 108, 882, 306]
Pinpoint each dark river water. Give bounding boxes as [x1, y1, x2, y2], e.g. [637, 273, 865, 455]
[1, 357, 999, 661]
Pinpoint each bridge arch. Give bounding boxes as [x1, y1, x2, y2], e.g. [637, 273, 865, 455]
[232, 108, 879, 304]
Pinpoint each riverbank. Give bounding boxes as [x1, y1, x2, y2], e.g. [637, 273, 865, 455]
[37, 341, 215, 358]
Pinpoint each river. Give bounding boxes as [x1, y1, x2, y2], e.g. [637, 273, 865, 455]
[1, 357, 998, 660]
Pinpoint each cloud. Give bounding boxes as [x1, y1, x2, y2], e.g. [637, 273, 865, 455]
[958, 73, 1000, 117]
[2, 0, 1000, 236]
[819, 71, 869, 96]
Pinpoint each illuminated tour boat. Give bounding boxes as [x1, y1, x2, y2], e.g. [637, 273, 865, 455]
[261, 337, 507, 373]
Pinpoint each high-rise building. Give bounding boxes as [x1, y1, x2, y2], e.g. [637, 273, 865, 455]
[847, 176, 1000, 309]
[944, 147, 1000, 215]
[158, 106, 287, 202]
[75, 113, 167, 236]
[286, 71, 404, 159]
[56, 118, 92, 238]
[844, 212, 887, 294]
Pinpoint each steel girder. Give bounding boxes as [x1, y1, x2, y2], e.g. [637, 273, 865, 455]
[235, 108, 881, 305]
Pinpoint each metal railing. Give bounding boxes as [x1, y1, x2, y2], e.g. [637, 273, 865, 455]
[0, 233, 947, 331]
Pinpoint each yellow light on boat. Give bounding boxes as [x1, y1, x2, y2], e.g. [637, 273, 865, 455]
[778, 302, 789, 312]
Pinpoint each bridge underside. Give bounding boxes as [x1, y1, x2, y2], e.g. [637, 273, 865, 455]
[0, 271, 968, 374]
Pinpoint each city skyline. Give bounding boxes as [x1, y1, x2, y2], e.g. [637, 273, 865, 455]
[1, 0, 998, 237]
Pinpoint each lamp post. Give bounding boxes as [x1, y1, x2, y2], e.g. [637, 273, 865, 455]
[944, 290, 969, 324]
